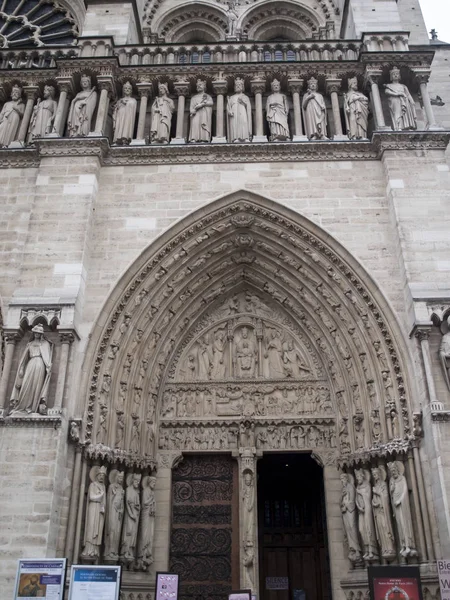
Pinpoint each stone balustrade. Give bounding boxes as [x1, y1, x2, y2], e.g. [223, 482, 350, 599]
[362, 32, 410, 52]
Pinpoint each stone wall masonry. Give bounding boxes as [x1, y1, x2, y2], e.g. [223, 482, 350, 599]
[0, 426, 66, 597]
[82, 2, 139, 44]
[428, 46, 450, 130]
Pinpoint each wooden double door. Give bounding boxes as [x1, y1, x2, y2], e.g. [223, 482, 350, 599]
[258, 454, 331, 600]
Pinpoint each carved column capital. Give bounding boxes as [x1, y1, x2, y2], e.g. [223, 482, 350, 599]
[312, 449, 338, 468]
[4, 331, 21, 344]
[414, 327, 431, 342]
[23, 85, 39, 100]
[158, 450, 183, 470]
[326, 78, 342, 95]
[251, 79, 266, 95]
[136, 82, 152, 99]
[173, 79, 190, 97]
[364, 67, 383, 85]
[212, 78, 228, 96]
[288, 79, 304, 94]
[60, 332, 76, 344]
[56, 78, 74, 96]
[411, 67, 432, 85]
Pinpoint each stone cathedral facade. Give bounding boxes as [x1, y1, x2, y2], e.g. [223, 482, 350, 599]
[0, 0, 450, 598]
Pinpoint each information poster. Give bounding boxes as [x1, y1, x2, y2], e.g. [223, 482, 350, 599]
[155, 573, 179, 600]
[14, 559, 66, 600]
[228, 590, 252, 600]
[68, 566, 121, 600]
[437, 560, 450, 600]
[368, 566, 423, 600]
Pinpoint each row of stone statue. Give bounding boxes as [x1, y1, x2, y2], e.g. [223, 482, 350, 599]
[0, 68, 417, 147]
[340, 460, 417, 566]
[82, 466, 156, 571]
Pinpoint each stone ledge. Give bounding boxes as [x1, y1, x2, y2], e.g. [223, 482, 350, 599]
[0, 412, 62, 427]
[431, 410, 450, 422]
[0, 131, 447, 168]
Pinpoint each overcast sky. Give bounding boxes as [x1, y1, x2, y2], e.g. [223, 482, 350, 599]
[419, 0, 450, 42]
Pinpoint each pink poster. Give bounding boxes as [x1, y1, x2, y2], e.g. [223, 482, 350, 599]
[156, 573, 180, 600]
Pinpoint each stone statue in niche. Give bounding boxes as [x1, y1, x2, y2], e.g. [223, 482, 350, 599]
[28, 85, 57, 142]
[0, 85, 24, 147]
[235, 327, 257, 378]
[266, 79, 290, 141]
[344, 77, 369, 140]
[371, 466, 396, 560]
[67, 74, 97, 137]
[211, 329, 227, 379]
[81, 465, 107, 561]
[137, 475, 156, 570]
[227, 78, 252, 142]
[439, 316, 450, 391]
[104, 470, 125, 562]
[9, 324, 53, 415]
[384, 67, 417, 131]
[355, 468, 378, 562]
[302, 77, 328, 140]
[130, 414, 141, 454]
[120, 473, 142, 562]
[189, 79, 213, 143]
[353, 414, 365, 449]
[115, 412, 125, 448]
[340, 473, 361, 564]
[226, 0, 238, 37]
[112, 81, 137, 145]
[264, 330, 284, 378]
[388, 461, 417, 558]
[150, 82, 175, 144]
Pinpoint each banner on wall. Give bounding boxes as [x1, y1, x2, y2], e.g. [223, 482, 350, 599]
[68, 565, 121, 600]
[437, 560, 450, 600]
[368, 566, 423, 600]
[13, 559, 66, 600]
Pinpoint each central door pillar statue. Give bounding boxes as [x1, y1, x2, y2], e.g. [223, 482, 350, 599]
[236, 438, 261, 596]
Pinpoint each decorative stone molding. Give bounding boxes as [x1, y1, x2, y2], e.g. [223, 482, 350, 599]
[157, 451, 183, 469]
[0, 413, 62, 427]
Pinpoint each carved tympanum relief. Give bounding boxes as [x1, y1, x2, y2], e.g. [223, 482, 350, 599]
[83, 197, 411, 471]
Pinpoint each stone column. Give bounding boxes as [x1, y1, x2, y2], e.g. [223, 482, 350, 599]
[412, 68, 442, 131]
[50, 332, 75, 415]
[15, 85, 39, 145]
[0, 333, 20, 417]
[415, 328, 443, 410]
[171, 79, 190, 145]
[93, 80, 112, 135]
[65, 443, 83, 563]
[312, 451, 344, 600]
[366, 68, 391, 131]
[326, 78, 347, 140]
[212, 78, 227, 143]
[51, 80, 73, 137]
[412, 443, 436, 561]
[251, 79, 268, 143]
[154, 451, 183, 571]
[237, 446, 260, 595]
[132, 82, 152, 145]
[406, 452, 427, 560]
[288, 78, 307, 141]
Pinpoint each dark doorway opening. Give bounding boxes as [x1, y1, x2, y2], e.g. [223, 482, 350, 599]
[258, 453, 331, 600]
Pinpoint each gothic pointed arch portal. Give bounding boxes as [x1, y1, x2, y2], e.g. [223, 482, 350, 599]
[76, 191, 429, 594]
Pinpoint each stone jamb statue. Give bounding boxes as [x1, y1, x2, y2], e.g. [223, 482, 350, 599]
[150, 82, 175, 144]
[137, 475, 157, 570]
[266, 79, 290, 142]
[189, 79, 213, 143]
[0, 84, 24, 147]
[28, 85, 57, 143]
[355, 468, 378, 562]
[67, 74, 98, 137]
[344, 77, 369, 140]
[388, 460, 418, 558]
[9, 323, 53, 415]
[340, 472, 362, 564]
[104, 470, 125, 562]
[120, 472, 142, 563]
[302, 77, 328, 140]
[371, 465, 396, 560]
[227, 77, 252, 143]
[112, 81, 137, 145]
[81, 465, 107, 561]
[384, 67, 417, 131]
[439, 316, 450, 391]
